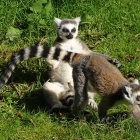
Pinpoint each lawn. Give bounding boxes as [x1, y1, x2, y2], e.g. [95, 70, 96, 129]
[0, 0, 140, 139]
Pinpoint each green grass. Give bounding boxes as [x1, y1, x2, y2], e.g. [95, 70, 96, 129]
[0, 0, 140, 139]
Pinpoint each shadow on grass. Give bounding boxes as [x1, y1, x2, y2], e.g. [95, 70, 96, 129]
[17, 89, 48, 112]
[17, 88, 99, 123]
[0, 62, 50, 85]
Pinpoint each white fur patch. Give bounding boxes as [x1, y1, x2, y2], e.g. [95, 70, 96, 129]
[58, 50, 68, 61]
[24, 47, 31, 60]
[125, 86, 132, 94]
[124, 86, 134, 104]
[9, 64, 15, 71]
[35, 45, 44, 58]
[59, 38, 87, 54]
[6, 71, 12, 81]
[14, 54, 21, 64]
[132, 79, 139, 85]
[43, 81, 66, 97]
[47, 47, 56, 59]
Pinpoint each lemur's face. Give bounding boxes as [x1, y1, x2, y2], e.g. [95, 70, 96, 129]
[54, 17, 81, 40]
[59, 23, 78, 40]
[123, 80, 140, 105]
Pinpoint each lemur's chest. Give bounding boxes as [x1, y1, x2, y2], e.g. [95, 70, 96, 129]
[52, 39, 84, 86]
[60, 39, 85, 53]
[51, 39, 87, 86]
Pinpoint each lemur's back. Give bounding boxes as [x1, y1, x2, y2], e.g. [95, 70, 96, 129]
[87, 54, 128, 96]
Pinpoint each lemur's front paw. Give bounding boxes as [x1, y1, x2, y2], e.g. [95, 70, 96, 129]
[88, 99, 98, 111]
[112, 59, 121, 68]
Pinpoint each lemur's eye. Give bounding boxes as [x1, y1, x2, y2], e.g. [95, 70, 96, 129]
[62, 28, 69, 33]
[71, 28, 76, 33]
[136, 96, 140, 101]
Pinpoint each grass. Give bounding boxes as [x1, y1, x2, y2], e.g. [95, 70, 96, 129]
[0, 0, 140, 139]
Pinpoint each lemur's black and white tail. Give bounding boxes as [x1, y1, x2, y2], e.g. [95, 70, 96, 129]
[0, 45, 83, 90]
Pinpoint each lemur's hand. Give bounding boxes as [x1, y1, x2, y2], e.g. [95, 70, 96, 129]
[110, 58, 121, 68]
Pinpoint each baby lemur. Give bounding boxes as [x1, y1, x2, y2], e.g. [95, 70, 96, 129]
[0, 17, 120, 112]
[0, 46, 140, 121]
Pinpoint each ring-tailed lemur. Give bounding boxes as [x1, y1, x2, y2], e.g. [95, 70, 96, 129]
[0, 46, 140, 121]
[0, 17, 120, 112]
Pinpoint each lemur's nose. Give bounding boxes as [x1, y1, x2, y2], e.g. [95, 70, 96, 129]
[66, 33, 73, 39]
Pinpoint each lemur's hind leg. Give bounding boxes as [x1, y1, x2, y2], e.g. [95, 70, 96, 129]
[72, 57, 89, 112]
[43, 81, 69, 112]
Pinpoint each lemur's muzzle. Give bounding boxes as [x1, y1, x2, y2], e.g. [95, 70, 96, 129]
[66, 33, 73, 39]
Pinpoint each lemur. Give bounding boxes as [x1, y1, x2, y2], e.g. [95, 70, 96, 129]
[0, 17, 121, 112]
[0, 46, 140, 121]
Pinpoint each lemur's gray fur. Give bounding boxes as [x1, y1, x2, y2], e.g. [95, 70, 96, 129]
[0, 17, 121, 112]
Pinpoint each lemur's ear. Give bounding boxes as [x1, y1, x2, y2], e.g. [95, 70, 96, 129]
[132, 79, 139, 85]
[54, 17, 62, 27]
[74, 17, 81, 24]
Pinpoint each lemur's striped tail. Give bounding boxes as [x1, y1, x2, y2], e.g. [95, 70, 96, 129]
[0, 45, 84, 90]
